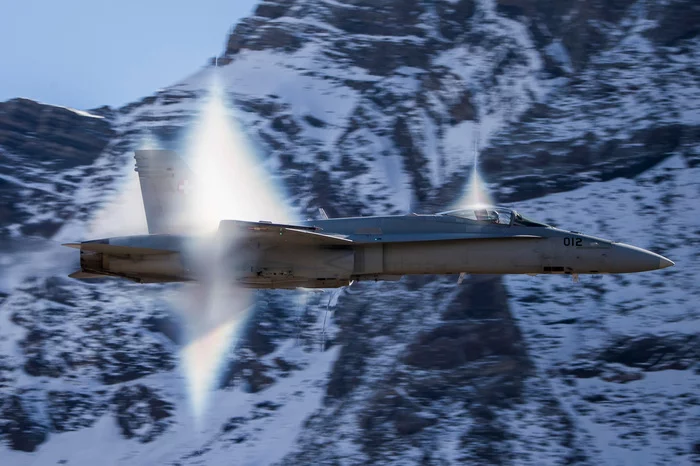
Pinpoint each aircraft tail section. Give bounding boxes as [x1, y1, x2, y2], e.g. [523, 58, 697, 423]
[134, 150, 194, 234]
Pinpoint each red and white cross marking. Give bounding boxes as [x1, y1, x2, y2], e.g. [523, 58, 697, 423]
[177, 179, 192, 194]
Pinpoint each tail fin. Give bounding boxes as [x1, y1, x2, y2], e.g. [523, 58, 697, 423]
[134, 150, 194, 234]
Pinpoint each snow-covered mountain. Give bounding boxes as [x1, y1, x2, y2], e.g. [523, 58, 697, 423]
[1, 0, 698, 464]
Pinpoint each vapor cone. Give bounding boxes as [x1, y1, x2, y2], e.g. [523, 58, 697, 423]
[462, 166, 493, 207]
[173, 71, 293, 423]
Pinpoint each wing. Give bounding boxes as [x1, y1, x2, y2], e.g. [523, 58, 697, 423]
[218, 220, 353, 246]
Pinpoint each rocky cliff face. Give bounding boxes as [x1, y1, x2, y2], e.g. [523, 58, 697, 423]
[0, 99, 115, 239]
[0, 0, 698, 464]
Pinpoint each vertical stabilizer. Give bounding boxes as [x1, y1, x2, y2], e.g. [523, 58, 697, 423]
[134, 150, 194, 234]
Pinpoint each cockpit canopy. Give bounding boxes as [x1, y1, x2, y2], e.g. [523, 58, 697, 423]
[437, 206, 550, 227]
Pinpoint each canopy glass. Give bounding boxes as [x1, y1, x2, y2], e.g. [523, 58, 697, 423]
[438, 206, 550, 227]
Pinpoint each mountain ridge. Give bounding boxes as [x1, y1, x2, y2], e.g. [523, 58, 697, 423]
[0, 0, 698, 463]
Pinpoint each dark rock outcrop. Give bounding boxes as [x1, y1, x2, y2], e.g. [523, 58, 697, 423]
[0, 394, 48, 452]
[98, 340, 175, 385]
[0, 98, 116, 238]
[599, 334, 699, 372]
[112, 385, 174, 443]
[0, 98, 114, 169]
[292, 276, 534, 464]
[47, 391, 107, 433]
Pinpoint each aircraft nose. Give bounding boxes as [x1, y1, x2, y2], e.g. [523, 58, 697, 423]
[610, 243, 674, 273]
[659, 256, 675, 269]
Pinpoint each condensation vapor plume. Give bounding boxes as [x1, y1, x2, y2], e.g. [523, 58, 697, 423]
[173, 70, 294, 425]
[457, 126, 493, 208]
[88, 167, 147, 238]
[0, 238, 75, 293]
[179, 75, 291, 232]
[177, 236, 252, 426]
[87, 133, 160, 238]
[0, 134, 161, 293]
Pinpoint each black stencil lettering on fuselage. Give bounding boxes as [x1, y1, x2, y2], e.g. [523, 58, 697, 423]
[563, 237, 582, 247]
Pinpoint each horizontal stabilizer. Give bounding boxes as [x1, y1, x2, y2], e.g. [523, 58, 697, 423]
[68, 270, 104, 279]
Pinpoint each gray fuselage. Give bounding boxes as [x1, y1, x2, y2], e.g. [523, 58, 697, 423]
[71, 208, 673, 288]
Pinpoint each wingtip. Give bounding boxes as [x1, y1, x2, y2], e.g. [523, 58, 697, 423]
[62, 243, 82, 249]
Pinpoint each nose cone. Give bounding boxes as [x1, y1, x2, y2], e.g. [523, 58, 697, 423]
[608, 243, 674, 273]
[659, 256, 675, 269]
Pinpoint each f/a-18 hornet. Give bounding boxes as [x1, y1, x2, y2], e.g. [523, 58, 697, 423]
[64, 150, 674, 288]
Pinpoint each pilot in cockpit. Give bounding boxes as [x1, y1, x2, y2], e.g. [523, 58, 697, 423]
[475, 209, 488, 221]
[475, 209, 501, 224]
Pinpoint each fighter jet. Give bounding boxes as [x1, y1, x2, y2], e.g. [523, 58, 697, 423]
[64, 150, 674, 288]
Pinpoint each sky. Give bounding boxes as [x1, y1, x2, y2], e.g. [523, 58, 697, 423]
[0, 0, 259, 110]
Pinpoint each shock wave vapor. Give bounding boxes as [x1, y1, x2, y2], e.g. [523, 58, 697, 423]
[64, 150, 674, 288]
